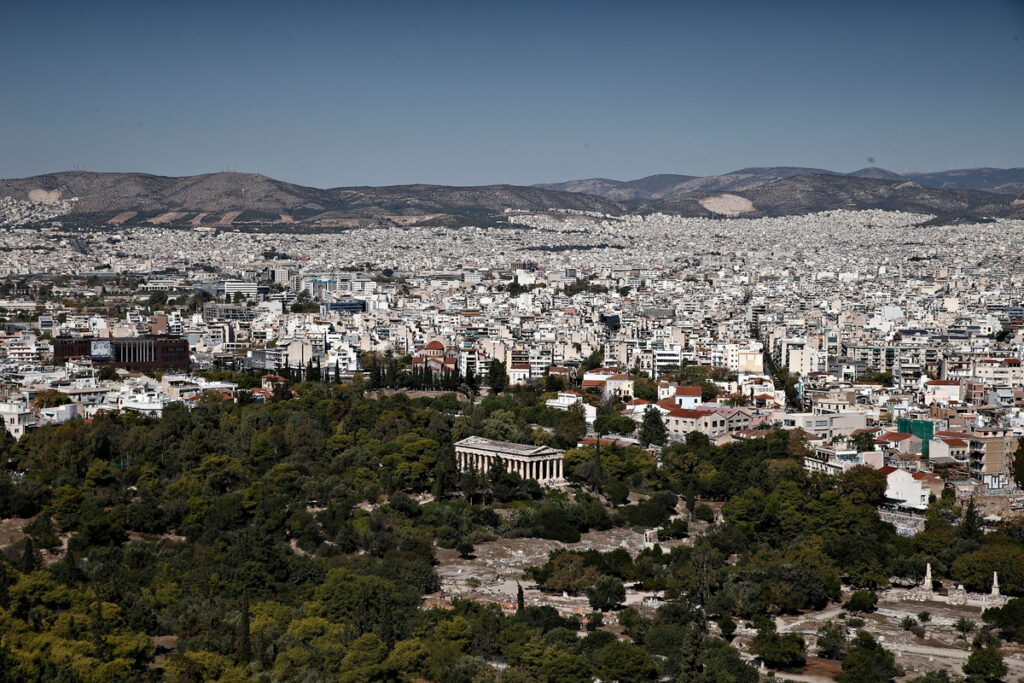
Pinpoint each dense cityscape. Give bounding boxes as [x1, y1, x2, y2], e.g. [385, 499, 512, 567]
[4, 1, 1024, 681]
[1, 197, 1023, 681]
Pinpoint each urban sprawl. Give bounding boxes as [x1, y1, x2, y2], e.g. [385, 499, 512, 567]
[3, 203, 1024, 678]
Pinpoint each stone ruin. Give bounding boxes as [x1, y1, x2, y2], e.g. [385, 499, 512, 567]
[898, 563, 1007, 611]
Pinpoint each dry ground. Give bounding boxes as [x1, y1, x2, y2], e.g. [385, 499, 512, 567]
[107, 211, 137, 225]
[699, 193, 755, 216]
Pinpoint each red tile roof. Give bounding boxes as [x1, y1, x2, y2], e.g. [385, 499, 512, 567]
[877, 432, 913, 442]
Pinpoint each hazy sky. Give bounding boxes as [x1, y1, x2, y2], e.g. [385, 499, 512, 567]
[2, 0, 1022, 186]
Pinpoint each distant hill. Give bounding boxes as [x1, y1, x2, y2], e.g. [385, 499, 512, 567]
[0, 171, 334, 213]
[535, 174, 697, 200]
[848, 167, 907, 181]
[539, 166, 1024, 199]
[0, 171, 622, 227]
[1, 168, 1022, 229]
[539, 167, 838, 199]
[638, 174, 1023, 220]
[903, 168, 1024, 194]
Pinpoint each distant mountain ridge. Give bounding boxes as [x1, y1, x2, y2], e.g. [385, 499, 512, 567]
[538, 166, 1024, 199]
[0, 171, 622, 226]
[0, 168, 1022, 229]
[640, 173, 1018, 220]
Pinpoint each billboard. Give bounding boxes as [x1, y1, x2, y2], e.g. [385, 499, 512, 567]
[90, 340, 112, 360]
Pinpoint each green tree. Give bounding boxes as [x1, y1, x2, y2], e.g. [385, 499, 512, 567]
[816, 620, 847, 660]
[837, 631, 898, 683]
[958, 499, 984, 542]
[605, 479, 629, 506]
[1012, 437, 1024, 489]
[338, 633, 388, 683]
[751, 621, 805, 669]
[955, 617, 977, 640]
[600, 640, 658, 682]
[487, 360, 508, 391]
[543, 373, 566, 393]
[638, 407, 667, 447]
[851, 431, 877, 453]
[840, 465, 888, 506]
[543, 553, 599, 594]
[953, 546, 1024, 594]
[581, 347, 604, 373]
[313, 568, 417, 644]
[31, 389, 72, 409]
[843, 590, 879, 614]
[554, 411, 587, 450]
[963, 647, 1007, 682]
[587, 575, 626, 612]
[542, 650, 593, 682]
[693, 503, 715, 524]
[983, 598, 1024, 642]
[594, 414, 636, 438]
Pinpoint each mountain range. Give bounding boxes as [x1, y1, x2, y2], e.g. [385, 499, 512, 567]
[0, 166, 1022, 229]
[536, 166, 1024, 199]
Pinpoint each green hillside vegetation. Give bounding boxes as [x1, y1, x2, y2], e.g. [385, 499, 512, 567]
[0, 376, 1019, 680]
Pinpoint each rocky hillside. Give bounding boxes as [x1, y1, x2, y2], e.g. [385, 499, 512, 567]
[1, 169, 1022, 228]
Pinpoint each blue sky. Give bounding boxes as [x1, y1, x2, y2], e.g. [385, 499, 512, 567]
[2, 0, 1022, 186]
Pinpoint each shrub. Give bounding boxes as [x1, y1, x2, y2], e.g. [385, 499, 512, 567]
[842, 591, 878, 614]
[693, 503, 715, 524]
